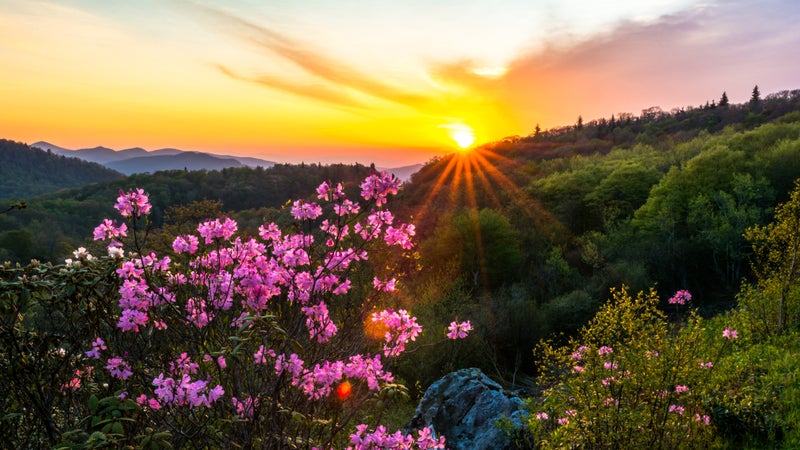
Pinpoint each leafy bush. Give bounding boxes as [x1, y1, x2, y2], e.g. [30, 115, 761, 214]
[516, 287, 739, 449]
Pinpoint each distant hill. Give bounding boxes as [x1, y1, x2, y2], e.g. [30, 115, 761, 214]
[0, 139, 124, 200]
[31, 142, 275, 174]
[381, 163, 423, 182]
[105, 152, 243, 175]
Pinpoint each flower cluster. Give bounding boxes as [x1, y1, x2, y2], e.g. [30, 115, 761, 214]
[722, 327, 739, 339]
[85, 337, 106, 360]
[106, 357, 133, 380]
[668, 289, 692, 305]
[64, 247, 95, 267]
[82, 172, 470, 446]
[347, 424, 446, 449]
[446, 320, 472, 340]
[114, 188, 151, 217]
[359, 172, 402, 207]
[372, 309, 423, 356]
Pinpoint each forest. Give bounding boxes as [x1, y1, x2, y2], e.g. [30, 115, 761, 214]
[2, 88, 800, 448]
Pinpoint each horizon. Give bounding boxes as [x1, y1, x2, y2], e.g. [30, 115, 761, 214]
[2, 0, 799, 167]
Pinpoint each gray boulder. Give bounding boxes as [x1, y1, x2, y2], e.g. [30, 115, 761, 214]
[405, 368, 526, 450]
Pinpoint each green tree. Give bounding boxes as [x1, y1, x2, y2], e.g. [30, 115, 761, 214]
[451, 209, 523, 290]
[739, 179, 800, 336]
[687, 173, 774, 287]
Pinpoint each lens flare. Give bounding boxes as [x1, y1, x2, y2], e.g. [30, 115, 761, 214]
[336, 381, 352, 400]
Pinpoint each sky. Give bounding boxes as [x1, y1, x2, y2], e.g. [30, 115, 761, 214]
[1, 0, 799, 167]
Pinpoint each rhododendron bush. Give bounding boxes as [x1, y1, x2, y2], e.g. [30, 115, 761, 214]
[1, 172, 464, 449]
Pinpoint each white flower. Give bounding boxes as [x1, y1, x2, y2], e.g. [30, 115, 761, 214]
[108, 246, 125, 259]
[72, 247, 94, 261]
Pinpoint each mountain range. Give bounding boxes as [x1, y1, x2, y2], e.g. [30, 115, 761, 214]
[30, 141, 422, 180]
[31, 142, 274, 175]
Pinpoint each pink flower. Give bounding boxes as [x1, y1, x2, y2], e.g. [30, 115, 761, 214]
[572, 365, 584, 374]
[669, 404, 685, 415]
[208, 385, 225, 403]
[675, 385, 689, 394]
[172, 234, 199, 254]
[668, 289, 692, 305]
[598, 346, 613, 356]
[232, 396, 258, 420]
[446, 320, 472, 340]
[601, 377, 617, 386]
[114, 188, 151, 217]
[384, 224, 416, 249]
[197, 217, 238, 243]
[106, 357, 133, 380]
[571, 346, 588, 361]
[558, 417, 570, 426]
[700, 361, 714, 368]
[372, 309, 422, 356]
[535, 412, 549, 421]
[85, 337, 106, 360]
[695, 414, 711, 425]
[723, 327, 739, 339]
[93, 219, 128, 241]
[316, 181, 331, 200]
[360, 172, 401, 206]
[291, 200, 323, 220]
[373, 277, 397, 293]
[62, 370, 82, 391]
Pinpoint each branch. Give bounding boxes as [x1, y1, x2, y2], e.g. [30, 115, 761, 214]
[0, 202, 27, 215]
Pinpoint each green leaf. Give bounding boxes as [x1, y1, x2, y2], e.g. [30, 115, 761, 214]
[110, 421, 124, 436]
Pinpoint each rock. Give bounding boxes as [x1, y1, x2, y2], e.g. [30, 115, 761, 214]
[405, 368, 525, 450]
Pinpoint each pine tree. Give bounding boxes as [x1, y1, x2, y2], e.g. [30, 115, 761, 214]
[719, 91, 729, 107]
[750, 85, 761, 110]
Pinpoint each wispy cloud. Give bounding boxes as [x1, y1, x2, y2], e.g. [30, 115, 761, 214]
[181, 1, 438, 110]
[214, 64, 368, 110]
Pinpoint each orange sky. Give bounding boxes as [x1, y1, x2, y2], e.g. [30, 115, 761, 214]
[1, 0, 799, 167]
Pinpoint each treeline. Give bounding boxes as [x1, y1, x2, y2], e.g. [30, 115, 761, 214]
[0, 139, 123, 200]
[0, 163, 373, 263]
[530, 87, 800, 145]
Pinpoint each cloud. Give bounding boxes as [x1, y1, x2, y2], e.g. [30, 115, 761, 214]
[492, 0, 800, 128]
[181, 1, 436, 110]
[214, 64, 368, 110]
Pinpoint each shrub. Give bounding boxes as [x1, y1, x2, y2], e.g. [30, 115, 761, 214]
[516, 287, 739, 449]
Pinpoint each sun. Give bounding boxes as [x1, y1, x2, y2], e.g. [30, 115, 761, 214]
[446, 123, 476, 150]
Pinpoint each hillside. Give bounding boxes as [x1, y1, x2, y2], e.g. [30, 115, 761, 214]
[387, 90, 800, 386]
[0, 139, 123, 201]
[0, 162, 373, 263]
